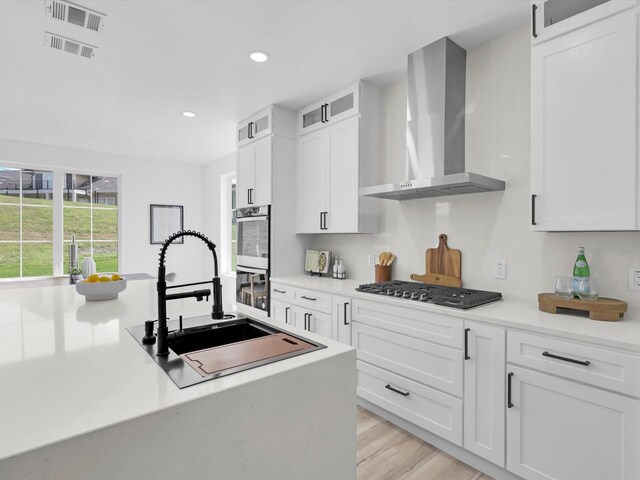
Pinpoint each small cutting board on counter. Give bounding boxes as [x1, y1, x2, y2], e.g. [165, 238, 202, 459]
[411, 234, 462, 287]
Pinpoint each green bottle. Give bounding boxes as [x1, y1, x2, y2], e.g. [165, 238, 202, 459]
[572, 247, 590, 297]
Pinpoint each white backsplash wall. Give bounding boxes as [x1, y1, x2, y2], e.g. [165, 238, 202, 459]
[309, 24, 640, 316]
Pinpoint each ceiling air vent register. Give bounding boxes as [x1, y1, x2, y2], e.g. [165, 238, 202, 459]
[45, 32, 97, 59]
[45, 0, 106, 33]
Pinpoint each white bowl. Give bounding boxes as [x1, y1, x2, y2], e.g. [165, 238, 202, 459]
[76, 276, 127, 301]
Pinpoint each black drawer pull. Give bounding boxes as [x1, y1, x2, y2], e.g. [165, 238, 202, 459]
[274, 289, 286, 294]
[531, 194, 537, 225]
[507, 372, 514, 408]
[385, 384, 410, 397]
[343, 302, 349, 325]
[532, 4, 538, 38]
[464, 327, 470, 360]
[300, 295, 316, 301]
[542, 351, 591, 366]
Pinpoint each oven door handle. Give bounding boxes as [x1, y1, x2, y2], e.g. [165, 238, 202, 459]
[236, 265, 267, 274]
[236, 216, 269, 223]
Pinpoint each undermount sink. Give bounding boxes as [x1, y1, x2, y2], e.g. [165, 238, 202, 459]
[127, 315, 326, 389]
[168, 319, 272, 355]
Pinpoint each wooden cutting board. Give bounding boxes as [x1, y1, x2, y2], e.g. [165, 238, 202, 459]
[411, 234, 462, 287]
[538, 293, 627, 321]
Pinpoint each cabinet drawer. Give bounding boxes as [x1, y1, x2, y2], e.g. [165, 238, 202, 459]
[271, 283, 294, 303]
[508, 331, 640, 397]
[352, 299, 463, 349]
[353, 322, 463, 396]
[357, 361, 462, 445]
[292, 287, 332, 314]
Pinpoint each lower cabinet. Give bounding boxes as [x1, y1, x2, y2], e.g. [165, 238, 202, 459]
[463, 321, 506, 467]
[270, 282, 352, 344]
[291, 305, 333, 338]
[506, 365, 640, 480]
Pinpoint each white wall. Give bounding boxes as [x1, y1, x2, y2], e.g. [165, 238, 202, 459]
[0, 138, 205, 283]
[309, 24, 640, 316]
[201, 152, 236, 306]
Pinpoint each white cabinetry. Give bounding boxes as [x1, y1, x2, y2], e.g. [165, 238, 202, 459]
[296, 81, 380, 234]
[531, 5, 640, 230]
[237, 136, 271, 208]
[236, 106, 296, 209]
[269, 282, 351, 343]
[352, 299, 464, 445]
[298, 83, 360, 135]
[463, 321, 506, 467]
[506, 331, 640, 480]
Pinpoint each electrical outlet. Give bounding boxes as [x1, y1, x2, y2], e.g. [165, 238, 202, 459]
[629, 268, 640, 290]
[367, 254, 375, 267]
[493, 260, 507, 280]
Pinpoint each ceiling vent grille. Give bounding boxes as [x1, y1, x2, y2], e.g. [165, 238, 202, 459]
[45, 0, 106, 33]
[45, 32, 97, 59]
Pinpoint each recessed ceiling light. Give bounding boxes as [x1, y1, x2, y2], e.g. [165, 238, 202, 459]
[249, 50, 270, 63]
[182, 111, 196, 118]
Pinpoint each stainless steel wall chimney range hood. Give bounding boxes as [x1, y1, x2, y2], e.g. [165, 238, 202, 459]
[359, 37, 505, 200]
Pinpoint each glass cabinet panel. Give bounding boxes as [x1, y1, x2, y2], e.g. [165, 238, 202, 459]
[544, 0, 609, 27]
[238, 124, 249, 142]
[303, 106, 323, 128]
[254, 114, 269, 135]
[330, 93, 354, 118]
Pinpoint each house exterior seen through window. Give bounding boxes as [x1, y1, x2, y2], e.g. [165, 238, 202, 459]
[0, 166, 119, 279]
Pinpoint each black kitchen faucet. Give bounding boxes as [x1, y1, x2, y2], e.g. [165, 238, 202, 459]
[142, 229, 224, 356]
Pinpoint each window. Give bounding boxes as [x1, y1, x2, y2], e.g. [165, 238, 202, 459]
[220, 172, 236, 274]
[0, 165, 119, 279]
[63, 174, 118, 272]
[0, 167, 54, 278]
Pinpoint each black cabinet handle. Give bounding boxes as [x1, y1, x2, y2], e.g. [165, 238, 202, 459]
[322, 211, 328, 230]
[247, 189, 251, 205]
[249, 188, 254, 204]
[300, 295, 316, 301]
[285, 306, 290, 324]
[385, 384, 410, 397]
[507, 372, 514, 408]
[319, 212, 323, 230]
[324, 103, 329, 122]
[542, 351, 591, 366]
[464, 328, 470, 360]
[531, 194, 537, 226]
[343, 302, 349, 326]
[532, 4, 538, 38]
[305, 313, 311, 331]
[274, 289, 286, 294]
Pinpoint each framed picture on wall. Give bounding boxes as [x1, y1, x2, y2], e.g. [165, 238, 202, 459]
[150, 204, 184, 244]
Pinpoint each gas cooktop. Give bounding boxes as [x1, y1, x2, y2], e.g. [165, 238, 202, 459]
[355, 280, 502, 309]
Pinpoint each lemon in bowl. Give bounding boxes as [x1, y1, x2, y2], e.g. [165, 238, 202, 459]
[76, 273, 127, 301]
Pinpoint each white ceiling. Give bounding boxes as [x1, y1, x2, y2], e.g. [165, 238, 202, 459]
[0, 0, 530, 164]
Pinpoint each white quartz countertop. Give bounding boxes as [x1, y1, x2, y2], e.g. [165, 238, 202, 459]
[0, 279, 352, 461]
[272, 275, 640, 353]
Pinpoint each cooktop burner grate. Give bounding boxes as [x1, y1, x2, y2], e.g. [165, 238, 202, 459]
[355, 280, 502, 309]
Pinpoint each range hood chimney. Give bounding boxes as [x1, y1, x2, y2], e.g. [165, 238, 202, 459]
[360, 37, 505, 200]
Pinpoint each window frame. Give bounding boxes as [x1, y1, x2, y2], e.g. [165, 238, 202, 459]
[0, 161, 122, 280]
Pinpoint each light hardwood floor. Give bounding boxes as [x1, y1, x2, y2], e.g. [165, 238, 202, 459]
[357, 407, 494, 480]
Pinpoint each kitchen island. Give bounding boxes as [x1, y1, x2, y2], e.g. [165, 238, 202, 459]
[0, 279, 356, 480]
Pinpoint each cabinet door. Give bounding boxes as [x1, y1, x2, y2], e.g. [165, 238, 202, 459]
[299, 103, 325, 135]
[297, 129, 327, 233]
[531, 1, 637, 44]
[463, 322, 506, 467]
[308, 309, 332, 338]
[251, 136, 272, 206]
[506, 365, 640, 480]
[326, 83, 359, 125]
[270, 299, 292, 325]
[326, 116, 359, 232]
[236, 145, 255, 209]
[531, 9, 638, 230]
[332, 295, 351, 345]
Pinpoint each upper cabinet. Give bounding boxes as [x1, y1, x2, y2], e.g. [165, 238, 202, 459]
[296, 81, 380, 234]
[530, 3, 640, 231]
[236, 106, 296, 209]
[531, 0, 637, 44]
[298, 84, 360, 135]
